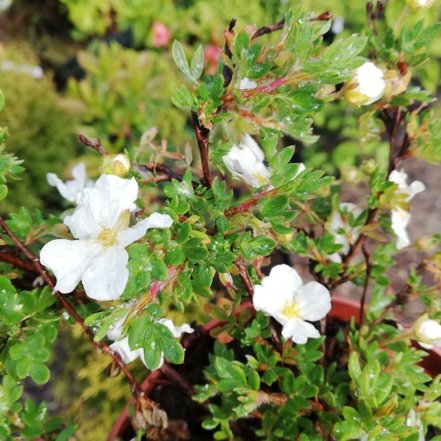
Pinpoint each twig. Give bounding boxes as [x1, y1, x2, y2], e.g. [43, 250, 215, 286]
[77, 134, 106, 155]
[191, 112, 213, 189]
[0, 249, 38, 273]
[359, 246, 372, 326]
[225, 188, 276, 217]
[134, 162, 184, 183]
[0, 217, 158, 410]
[235, 257, 254, 297]
[251, 18, 285, 40]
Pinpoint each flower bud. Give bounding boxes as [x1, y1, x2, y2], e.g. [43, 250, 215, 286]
[100, 154, 131, 177]
[406, 0, 435, 9]
[413, 315, 441, 350]
[343, 62, 386, 106]
[384, 69, 411, 98]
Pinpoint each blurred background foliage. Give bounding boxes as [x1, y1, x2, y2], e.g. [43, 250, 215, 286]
[0, 0, 439, 439]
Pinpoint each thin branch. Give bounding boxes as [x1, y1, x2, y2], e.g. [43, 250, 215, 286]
[251, 18, 285, 40]
[235, 256, 254, 297]
[0, 217, 160, 411]
[134, 162, 184, 183]
[77, 134, 106, 155]
[191, 112, 213, 189]
[359, 246, 372, 327]
[0, 249, 38, 273]
[225, 188, 275, 217]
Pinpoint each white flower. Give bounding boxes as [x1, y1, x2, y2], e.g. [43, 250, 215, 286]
[406, 0, 434, 8]
[0, 0, 12, 11]
[223, 135, 305, 189]
[406, 409, 425, 441]
[388, 169, 425, 249]
[47, 163, 91, 203]
[413, 316, 441, 350]
[344, 62, 386, 106]
[40, 174, 173, 301]
[253, 264, 331, 344]
[327, 203, 362, 263]
[223, 134, 271, 188]
[108, 315, 193, 368]
[238, 78, 257, 90]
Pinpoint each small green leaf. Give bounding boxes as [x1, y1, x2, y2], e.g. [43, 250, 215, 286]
[191, 45, 204, 80]
[172, 40, 197, 85]
[29, 363, 50, 385]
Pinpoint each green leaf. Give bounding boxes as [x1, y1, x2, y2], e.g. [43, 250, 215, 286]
[172, 40, 197, 85]
[29, 363, 50, 385]
[171, 86, 194, 110]
[261, 195, 289, 218]
[191, 45, 204, 80]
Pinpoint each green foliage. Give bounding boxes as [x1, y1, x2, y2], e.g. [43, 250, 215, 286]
[0, 47, 79, 213]
[0, 0, 440, 439]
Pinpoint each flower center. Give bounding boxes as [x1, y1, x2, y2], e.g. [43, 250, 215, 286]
[252, 173, 268, 186]
[98, 228, 118, 247]
[281, 300, 301, 319]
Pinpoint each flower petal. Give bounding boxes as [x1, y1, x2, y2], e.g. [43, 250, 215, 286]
[110, 337, 142, 364]
[391, 208, 410, 249]
[282, 318, 320, 344]
[296, 281, 331, 321]
[82, 246, 129, 301]
[77, 175, 139, 229]
[40, 239, 100, 293]
[158, 318, 194, 338]
[253, 264, 303, 315]
[64, 205, 101, 240]
[118, 213, 173, 247]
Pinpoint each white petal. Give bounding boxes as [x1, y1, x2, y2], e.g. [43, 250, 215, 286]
[47, 173, 76, 202]
[241, 134, 265, 162]
[296, 282, 331, 321]
[64, 205, 101, 240]
[118, 213, 173, 247]
[77, 175, 139, 229]
[253, 265, 303, 316]
[110, 338, 141, 364]
[239, 78, 257, 90]
[391, 208, 410, 249]
[327, 253, 342, 263]
[82, 246, 129, 301]
[408, 180, 425, 200]
[282, 318, 320, 344]
[158, 318, 194, 338]
[293, 163, 306, 179]
[40, 239, 100, 293]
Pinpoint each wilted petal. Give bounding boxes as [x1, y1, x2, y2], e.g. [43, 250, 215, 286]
[118, 213, 173, 247]
[40, 239, 100, 293]
[82, 246, 129, 301]
[282, 318, 320, 344]
[296, 282, 331, 321]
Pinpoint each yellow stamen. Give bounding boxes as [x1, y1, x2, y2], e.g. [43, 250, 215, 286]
[281, 300, 301, 319]
[252, 173, 268, 186]
[98, 228, 118, 247]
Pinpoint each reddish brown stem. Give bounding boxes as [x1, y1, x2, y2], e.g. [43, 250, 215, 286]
[225, 188, 275, 217]
[77, 134, 106, 155]
[241, 76, 291, 98]
[251, 18, 285, 40]
[0, 249, 38, 273]
[235, 257, 254, 297]
[359, 247, 372, 327]
[191, 112, 212, 189]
